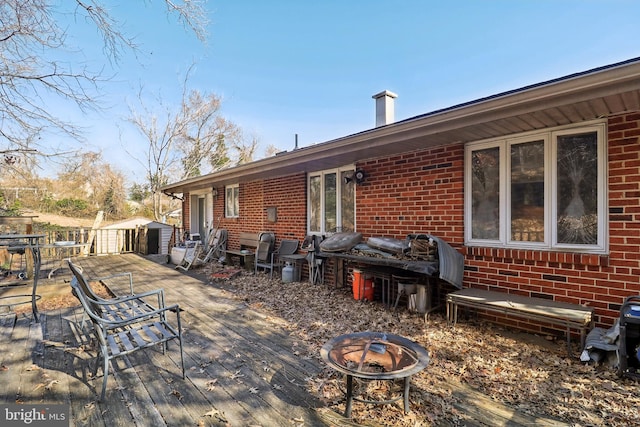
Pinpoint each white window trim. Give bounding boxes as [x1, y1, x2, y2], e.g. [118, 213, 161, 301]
[189, 189, 214, 236]
[464, 120, 608, 254]
[307, 165, 355, 235]
[225, 184, 239, 218]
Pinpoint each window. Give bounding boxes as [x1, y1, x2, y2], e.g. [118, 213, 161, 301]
[465, 122, 607, 253]
[308, 167, 355, 234]
[225, 184, 239, 218]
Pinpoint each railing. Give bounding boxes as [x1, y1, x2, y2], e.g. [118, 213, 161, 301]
[0, 221, 184, 261]
[36, 228, 138, 258]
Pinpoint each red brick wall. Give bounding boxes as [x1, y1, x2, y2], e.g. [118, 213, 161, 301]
[356, 145, 465, 245]
[214, 173, 308, 250]
[182, 192, 190, 232]
[461, 113, 640, 330]
[182, 113, 640, 331]
[353, 113, 640, 330]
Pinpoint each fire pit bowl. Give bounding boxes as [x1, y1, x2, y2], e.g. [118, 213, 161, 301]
[321, 331, 430, 417]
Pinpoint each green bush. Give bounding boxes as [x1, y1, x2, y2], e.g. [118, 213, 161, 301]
[54, 198, 88, 215]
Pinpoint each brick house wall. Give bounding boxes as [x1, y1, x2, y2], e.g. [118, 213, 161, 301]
[356, 112, 640, 330]
[201, 173, 308, 250]
[181, 112, 640, 331]
[356, 144, 464, 245]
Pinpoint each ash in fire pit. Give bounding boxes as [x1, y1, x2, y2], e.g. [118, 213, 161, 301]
[321, 332, 430, 417]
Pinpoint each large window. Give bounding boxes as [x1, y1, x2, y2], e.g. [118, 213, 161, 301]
[308, 167, 355, 234]
[225, 184, 239, 218]
[465, 122, 607, 253]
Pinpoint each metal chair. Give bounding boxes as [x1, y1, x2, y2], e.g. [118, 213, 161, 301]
[254, 241, 273, 276]
[272, 239, 299, 277]
[255, 239, 299, 278]
[175, 242, 204, 271]
[68, 263, 184, 401]
[199, 229, 227, 264]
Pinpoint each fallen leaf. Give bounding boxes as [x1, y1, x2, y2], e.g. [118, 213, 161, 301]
[205, 379, 218, 391]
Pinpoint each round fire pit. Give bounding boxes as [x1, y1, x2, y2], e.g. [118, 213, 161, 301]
[321, 331, 430, 417]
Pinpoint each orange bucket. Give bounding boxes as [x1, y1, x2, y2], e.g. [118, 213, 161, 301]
[352, 269, 374, 301]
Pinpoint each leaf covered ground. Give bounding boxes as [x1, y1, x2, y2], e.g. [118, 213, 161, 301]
[208, 268, 639, 427]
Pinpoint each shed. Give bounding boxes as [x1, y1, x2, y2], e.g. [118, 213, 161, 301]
[96, 218, 175, 255]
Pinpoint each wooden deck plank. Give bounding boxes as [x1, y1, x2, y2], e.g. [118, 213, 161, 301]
[0, 254, 577, 426]
[180, 322, 306, 426]
[2, 315, 39, 404]
[175, 317, 318, 426]
[128, 344, 245, 426]
[184, 309, 324, 411]
[0, 313, 16, 368]
[67, 255, 333, 425]
[39, 312, 72, 406]
[110, 363, 171, 427]
[56, 309, 107, 427]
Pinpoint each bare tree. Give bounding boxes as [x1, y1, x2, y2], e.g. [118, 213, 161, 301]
[176, 89, 243, 179]
[264, 143, 280, 158]
[127, 92, 185, 221]
[0, 0, 208, 162]
[231, 133, 258, 165]
[56, 151, 127, 217]
[127, 71, 255, 221]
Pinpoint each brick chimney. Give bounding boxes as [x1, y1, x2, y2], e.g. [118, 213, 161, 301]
[372, 90, 397, 127]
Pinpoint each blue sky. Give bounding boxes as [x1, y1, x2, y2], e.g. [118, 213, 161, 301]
[50, 0, 640, 185]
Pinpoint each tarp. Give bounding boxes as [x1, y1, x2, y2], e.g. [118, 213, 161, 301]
[581, 320, 619, 365]
[319, 234, 464, 289]
[430, 235, 464, 289]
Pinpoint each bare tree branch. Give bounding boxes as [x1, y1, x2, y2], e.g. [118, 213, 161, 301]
[0, 0, 209, 163]
[126, 67, 252, 220]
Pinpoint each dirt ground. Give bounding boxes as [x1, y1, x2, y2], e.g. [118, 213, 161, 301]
[25, 210, 101, 228]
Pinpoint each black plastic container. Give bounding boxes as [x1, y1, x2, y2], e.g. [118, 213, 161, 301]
[617, 295, 640, 380]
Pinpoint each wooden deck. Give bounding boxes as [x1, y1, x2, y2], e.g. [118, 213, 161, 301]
[0, 254, 573, 427]
[0, 254, 335, 426]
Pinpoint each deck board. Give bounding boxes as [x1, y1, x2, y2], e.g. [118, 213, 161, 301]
[0, 253, 573, 426]
[0, 254, 337, 426]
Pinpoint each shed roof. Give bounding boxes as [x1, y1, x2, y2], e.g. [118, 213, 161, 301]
[163, 57, 640, 195]
[102, 217, 173, 230]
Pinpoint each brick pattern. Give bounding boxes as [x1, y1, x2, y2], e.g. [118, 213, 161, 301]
[209, 174, 308, 250]
[356, 145, 465, 245]
[180, 113, 640, 331]
[462, 113, 640, 329]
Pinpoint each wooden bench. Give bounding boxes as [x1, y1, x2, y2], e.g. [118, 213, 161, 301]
[239, 231, 262, 250]
[225, 232, 274, 270]
[447, 288, 594, 352]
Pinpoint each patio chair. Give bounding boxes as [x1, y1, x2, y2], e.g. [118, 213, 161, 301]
[198, 229, 227, 264]
[254, 241, 273, 277]
[70, 276, 184, 401]
[256, 239, 299, 278]
[175, 242, 204, 271]
[67, 259, 164, 329]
